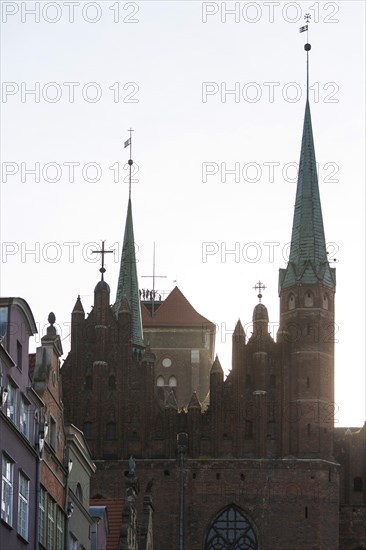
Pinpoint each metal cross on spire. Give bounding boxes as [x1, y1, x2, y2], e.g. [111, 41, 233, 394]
[299, 13, 312, 101]
[141, 242, 167, 316]
[124, 128, 134, 199]
[253, 280, 266, 303]
[91, 241, 114, 281]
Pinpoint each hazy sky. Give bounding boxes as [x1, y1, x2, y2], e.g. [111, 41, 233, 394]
[1, 1, 365, 426]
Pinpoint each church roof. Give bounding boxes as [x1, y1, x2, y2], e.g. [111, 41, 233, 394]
[90, 498, 124, 549]
[141, 286, 215, 328]
[210, 355, 223, 375]
[233, 319, 245, 338]
[114, 199, 145, 349]
[280, 100, 336, 290]
[253, 303, 269, 323]
[72, 295, 84, 315]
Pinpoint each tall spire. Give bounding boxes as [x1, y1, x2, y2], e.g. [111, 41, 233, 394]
[279, 32, 335, 291]
[115, 132, 145, 353]
[115, 198, 145, 352]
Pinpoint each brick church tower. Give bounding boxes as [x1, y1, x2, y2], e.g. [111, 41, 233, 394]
[277, 99, 336, 461]
[60, 46, 362, 546]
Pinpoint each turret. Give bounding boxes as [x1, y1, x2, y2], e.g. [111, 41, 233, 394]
[210, 355, 223, 406]
[71, 295, 85, 350]
[232, 319, 245, 371]
[93, 279, 110, 322]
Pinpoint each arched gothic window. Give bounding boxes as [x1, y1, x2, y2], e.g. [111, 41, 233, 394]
[288, 294, 295, 310]
[168, 376, 177, 387]
[205, 505, 258, 550]
[304, 291, 314, 307]
[156, 376, 164, 387]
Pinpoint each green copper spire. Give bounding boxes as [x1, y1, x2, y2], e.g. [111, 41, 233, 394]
[115, 198, 145, 352]
[279, 100, 336, 290]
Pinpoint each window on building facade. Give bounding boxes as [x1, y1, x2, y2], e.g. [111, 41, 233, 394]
[354, 477, 363, 492]
[39, 487, 46, 546]
[50, 416, 56, 449]
[169, 376, 177, 387]
[76, 483, 83, 501]
[56, 508, 64, 550]
[47, 497, 55, 548]
[205, 505, 258, 550]
[20, 396, 30, 439]
[191, 349, 200, 364]
[156, 376, 164, 387]
[6, 383, 17, 424]
[304, 291, 314, 307]
[0, 306, 8, 343]
[1, 455, 14, 525]
[69, 533, 78, 550]
[18, 472, 29, 540]
[17, 340, 23, 370]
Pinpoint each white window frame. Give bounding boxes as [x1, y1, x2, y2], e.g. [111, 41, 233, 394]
[49, 416, 57, 449]
[20, 396, 30, 439]
[69, 533, 78, 550]
[47, 497, 55, 548]
[6, 383, 17, 424]
[1, 455, 14, 526]
[56, 508, 64, 550]
[18, 472, 29, 540]
[39, 487, 46, 546]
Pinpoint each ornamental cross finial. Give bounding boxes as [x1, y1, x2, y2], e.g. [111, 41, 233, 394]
[253, 281, 266, 303]
[91, 241, 114, 281]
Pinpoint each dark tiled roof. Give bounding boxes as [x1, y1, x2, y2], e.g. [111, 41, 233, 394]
[90, 498, 125, 550]
[115, 199, 144, 349]
[142, 286, 214, 328]
[280, 100, 335, 290]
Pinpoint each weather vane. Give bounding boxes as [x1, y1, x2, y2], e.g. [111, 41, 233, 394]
[253, 281, 266, 303]
[299, 13, 312, 101]
[124, 128, 134, 199]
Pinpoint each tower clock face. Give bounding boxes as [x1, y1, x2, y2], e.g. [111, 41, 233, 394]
[162, 358, 172, 368]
